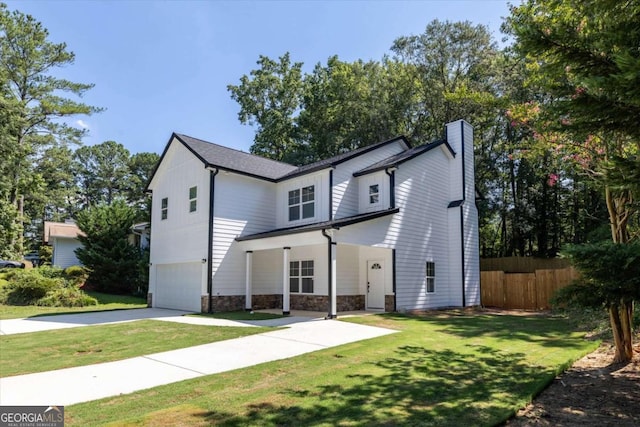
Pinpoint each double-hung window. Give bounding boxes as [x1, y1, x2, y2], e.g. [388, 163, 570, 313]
[425, 261, 435, 293]
[189, 186, 197, 213]
[161, 197, 168, 220]
[288, 185, 314, 221]
[290, 260, 314, 293]
[369, 184, 380, 204]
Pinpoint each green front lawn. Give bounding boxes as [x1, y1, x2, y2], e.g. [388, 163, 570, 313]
[66, 311, 599, 426]
[0, 320, 272, 377]
[0, 291, 147, 319]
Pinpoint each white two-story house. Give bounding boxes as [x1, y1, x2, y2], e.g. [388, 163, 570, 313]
[146, 119, 479, 316]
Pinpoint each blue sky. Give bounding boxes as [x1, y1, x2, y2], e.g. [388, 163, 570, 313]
[7, 0, 512, 155]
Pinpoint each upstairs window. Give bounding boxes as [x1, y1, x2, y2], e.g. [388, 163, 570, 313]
[161, 197, 168, 220]
[288, 185, 314, 221]
[369, 184, 379, 204]
[290, 260, 314, 293]
[189, 186, 197, 213]
[425, 261, 435, 293]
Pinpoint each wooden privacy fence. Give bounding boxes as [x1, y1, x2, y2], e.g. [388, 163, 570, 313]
[481, 267, 579, 310]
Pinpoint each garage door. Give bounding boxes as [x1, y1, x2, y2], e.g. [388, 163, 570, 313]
[155, 262, 202, 312]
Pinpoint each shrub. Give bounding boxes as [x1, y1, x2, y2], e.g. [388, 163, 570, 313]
[64, 265, 88, 286]
[37, 287, 98, 307]
[3, 270, 65, 305]
[33, 265, 65, 279]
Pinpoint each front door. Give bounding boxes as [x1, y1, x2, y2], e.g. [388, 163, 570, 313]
[366, 259, 385, 310]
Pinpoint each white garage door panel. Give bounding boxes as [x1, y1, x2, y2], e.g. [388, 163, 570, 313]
[155, 262, 202, 312]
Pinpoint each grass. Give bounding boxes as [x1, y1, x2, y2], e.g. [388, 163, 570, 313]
[0, 319, 273, 377]
[65, 311, 599, 426]
[0, 291, 147, 319]
[189, 311, 284, 321]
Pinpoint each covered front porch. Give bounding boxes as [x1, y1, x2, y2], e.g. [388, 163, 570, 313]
[237, 229, 395, 318]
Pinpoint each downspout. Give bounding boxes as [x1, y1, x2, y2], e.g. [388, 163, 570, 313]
[384, 168, 396, 209]
[207, 167, 219, 313]
[392, 249, 397, 312]
[460, 121, 467, 307]
[386, 168, 396, 312]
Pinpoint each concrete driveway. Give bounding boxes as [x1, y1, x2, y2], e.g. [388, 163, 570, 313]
[0, 310, 396, 406]
[0, 308, 192, 335]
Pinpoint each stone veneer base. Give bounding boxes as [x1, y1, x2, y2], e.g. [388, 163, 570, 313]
[196, 294, 396, 313]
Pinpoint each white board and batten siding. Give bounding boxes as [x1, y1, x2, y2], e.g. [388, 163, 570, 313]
[332, 140, 406, 219]
[148, 138, 211, 309]
[212, 173, 278, 296]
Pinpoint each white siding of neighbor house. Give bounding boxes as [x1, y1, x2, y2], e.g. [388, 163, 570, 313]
[52, 237, 82, 268]
[148, 138, 211, 299]
[212, 172, 277, 296]
[332, 141, 406, 219]
[276, 170, 330, 228]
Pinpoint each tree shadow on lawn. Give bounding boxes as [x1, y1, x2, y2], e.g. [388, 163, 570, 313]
[186, 345, 553, 427]
[378, 312, 591, 350]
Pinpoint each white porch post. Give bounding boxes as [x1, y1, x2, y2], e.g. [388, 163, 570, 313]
[283, 247, 291, 315]
[329, 242, 337, 318]
[245, 251, 253, 311]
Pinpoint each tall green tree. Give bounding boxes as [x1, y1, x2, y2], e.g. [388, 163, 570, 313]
[74, 141, 131, 208]
[228, 53, 304, 163]
[0, 3, 100, 255]
[505, 0, 640, 362]
[75, 201, 144, 295]
[126, 152, 160, 221]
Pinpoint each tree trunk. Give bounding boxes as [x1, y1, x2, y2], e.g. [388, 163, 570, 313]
[609, 300, 634, 363]
[604, 185, 635, 363]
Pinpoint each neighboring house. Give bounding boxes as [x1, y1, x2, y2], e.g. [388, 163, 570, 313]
[146, 119, 480, 315]
[44, 221, 84, 268]
[129, 222, 150, 250]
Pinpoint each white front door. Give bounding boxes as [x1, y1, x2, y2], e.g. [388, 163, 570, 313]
[366, 259, 385, 310]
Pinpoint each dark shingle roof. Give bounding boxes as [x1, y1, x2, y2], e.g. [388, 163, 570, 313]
[276, 136, 411, 181]
[175, 134, 297, 181]
[353, 139, 455, 177]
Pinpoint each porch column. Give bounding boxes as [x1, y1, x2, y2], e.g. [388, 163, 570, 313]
[328, 242, 337, 319]
[283, 247, 291, 315]
[245, 251, 253, 311]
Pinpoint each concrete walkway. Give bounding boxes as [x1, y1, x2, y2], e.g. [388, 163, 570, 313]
[0, 310, 396, 406]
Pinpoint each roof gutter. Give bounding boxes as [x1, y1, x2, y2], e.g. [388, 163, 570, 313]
[206, 166, 219, 313]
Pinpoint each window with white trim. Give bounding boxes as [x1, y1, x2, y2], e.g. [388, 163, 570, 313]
[290, 260, 314, 293]
[189, 186, 197, 213]
[369, 184, 380, 204]
[426, 261, 435, 293]
[161, 197, 168, 220]
[288, 185, 315, 221]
